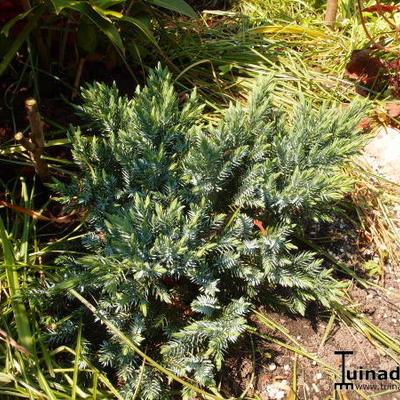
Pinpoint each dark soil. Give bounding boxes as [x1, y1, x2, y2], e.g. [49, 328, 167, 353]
[221, 245, 400, 399]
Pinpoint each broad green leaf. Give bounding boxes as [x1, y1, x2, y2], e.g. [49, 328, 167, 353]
[148, 0, 196, 18]
[0, 34, 13, 59]
[66, 3, 125, 54]
[118, 15, 159, 47]
[47, 0, 77, 14]
[91, 0, 125, 8]
[92, 5, 123, 18]
[1, 5, 39, 37]
[77, 21, 99, 53]
[98, 9, 124, 17]
[0, 8, 45, 76]
[46, 1, 125, 54]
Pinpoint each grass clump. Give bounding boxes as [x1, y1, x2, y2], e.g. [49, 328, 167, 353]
[0, 178, 125, 399]
[44, 65, 369, 398]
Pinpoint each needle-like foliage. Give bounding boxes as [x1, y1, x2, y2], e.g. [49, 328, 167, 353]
[52, 65, 367, 399]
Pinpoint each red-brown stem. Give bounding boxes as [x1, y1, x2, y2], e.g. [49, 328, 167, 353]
[357, 0, 400, 55]
[72, 57, 86, 99]
[375, 0, 400, 36]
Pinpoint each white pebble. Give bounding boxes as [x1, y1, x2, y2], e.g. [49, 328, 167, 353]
[268, 363, 277, 371]
[315, 373, 323, 380]
[265, 384, 286, 400]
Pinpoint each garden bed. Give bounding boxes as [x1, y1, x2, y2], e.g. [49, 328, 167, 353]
[1, 1, 400, 399]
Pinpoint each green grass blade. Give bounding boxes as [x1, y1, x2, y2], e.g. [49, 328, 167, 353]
[0, 216, 34, 354]
[36, 368, 58, 400]
[71, 321, 82, 400]
[20, 179, 31, 264]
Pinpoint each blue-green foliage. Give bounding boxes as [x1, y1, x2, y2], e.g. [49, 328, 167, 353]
[52, 65, 366, 399]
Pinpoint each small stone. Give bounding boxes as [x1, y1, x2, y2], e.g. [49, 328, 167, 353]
[283, 364, 290, 372]
[364, 127, 400, 184]
[315, 373, 323, 380]
[268, 363, 277, 371]
[265, 384, 286, 400]
[311, 361, 317, 366]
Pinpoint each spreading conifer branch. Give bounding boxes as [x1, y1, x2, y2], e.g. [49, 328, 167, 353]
[48, 65, 367, 399]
